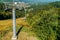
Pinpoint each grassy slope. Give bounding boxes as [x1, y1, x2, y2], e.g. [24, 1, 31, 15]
[0, 18, 38, 40]
[0, 18, 29, 30]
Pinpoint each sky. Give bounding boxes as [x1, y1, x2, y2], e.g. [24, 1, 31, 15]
[27, 0, 60, 3]
[0, 0, 60, 3]
[18, 0, 60, 3]
[37, 0, 60, 2]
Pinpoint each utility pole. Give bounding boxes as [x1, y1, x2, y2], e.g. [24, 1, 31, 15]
[12, 2, 17, 40]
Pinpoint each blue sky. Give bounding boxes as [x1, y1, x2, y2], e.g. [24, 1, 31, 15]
[21, 0, 60, 3]
[28, 0, 60, 2]
[38, 0, 60, 2]
[0, 0, 60, 2]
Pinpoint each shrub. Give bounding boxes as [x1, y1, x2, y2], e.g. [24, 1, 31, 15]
[27, 7, 58, 40]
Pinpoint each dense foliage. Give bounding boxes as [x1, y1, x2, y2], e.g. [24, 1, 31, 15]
[27, 2, 60, 40]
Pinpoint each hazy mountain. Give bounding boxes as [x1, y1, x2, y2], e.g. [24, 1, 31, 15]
[0, 0, 60, 5]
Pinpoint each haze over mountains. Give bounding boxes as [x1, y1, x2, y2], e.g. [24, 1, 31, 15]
[0, 0, 60, 4]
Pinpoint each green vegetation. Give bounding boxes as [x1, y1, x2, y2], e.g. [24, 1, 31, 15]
[0, 1, 60, 40]
[27, 2, 60, 40]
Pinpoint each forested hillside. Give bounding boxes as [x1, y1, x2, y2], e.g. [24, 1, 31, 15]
[0, 1, 60, 40]
[27, 1, 60, 40]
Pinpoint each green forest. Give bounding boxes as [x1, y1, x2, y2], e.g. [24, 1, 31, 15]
[0, 1, 60, 40]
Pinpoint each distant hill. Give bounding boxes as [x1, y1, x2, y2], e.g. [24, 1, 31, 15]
[0, 0, 48, 6]
[48, 1, 60, 8]
[0, 0, 60, 5]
